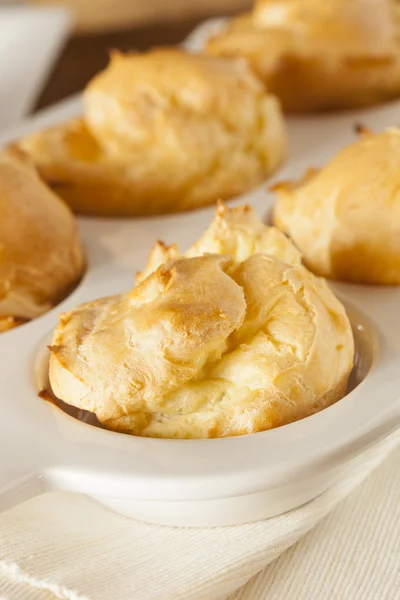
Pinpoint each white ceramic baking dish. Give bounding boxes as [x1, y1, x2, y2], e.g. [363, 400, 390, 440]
[0, 23, 400, 526]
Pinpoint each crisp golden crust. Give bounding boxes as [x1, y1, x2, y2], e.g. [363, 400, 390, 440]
[16, 49, 286, 216]
[0, 149, 85, 328]
[50, 254, 353, 438]
[273, 128, 400, 285]
[49, 205, 353, 439]
[206, 0, 400, 113]
[136, 202, 301, 283]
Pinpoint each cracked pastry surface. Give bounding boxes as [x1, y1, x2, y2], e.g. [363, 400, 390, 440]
[49, 205, 353, 439]
[273, 128, 400, 285]
[0, 149, 85, 331]
[206, 0, 400, 113]
[136, 202, 302, 283]
[16, 49, 286, 216]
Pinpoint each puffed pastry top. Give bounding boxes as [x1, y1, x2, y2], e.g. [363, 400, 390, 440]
[16, 49, 286, 216]
[206, 0, 400, 113]
[273, 128, 400, 285]
[49, 205, 354, 439]
[136, 202, 302, 283]
[0, 150, 85, 333]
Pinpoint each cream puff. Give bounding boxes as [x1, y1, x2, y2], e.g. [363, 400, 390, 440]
[17, 49, 286, 216]
[49, 204, 354, 438]
[273, 128, 400, 285]
[206, 0, 400, 113]
[0, 149, 85, 330]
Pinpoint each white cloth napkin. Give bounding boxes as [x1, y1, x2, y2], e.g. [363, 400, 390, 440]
[0, 6, 71, 133]
[0, 431, 399, 600]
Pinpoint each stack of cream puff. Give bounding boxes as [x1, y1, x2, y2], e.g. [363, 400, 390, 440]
[206, 0, 400, 113]
[0, 149, 85, 333]
[49, 205, 354, 439]
[16, 49, 287, 217]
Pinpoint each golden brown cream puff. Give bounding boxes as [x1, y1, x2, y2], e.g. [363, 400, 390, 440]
[17, 49, 286, 216]
[206, 0, 400, 113]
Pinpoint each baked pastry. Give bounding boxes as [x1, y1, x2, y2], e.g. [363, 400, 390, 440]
[49, 204, 353, 439]
[136, 202, 302, 282]
[0, 149, 85, 331]
[16, 49, 286, 216]
[273, 128, 400, 285]
[206, 0, 400, 113]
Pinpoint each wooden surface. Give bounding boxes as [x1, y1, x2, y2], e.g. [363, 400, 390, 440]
[36, 13, 237, 110]
[33, 0, 250, 33]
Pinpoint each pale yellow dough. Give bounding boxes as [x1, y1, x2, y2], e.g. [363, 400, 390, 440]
[273, 128, 400, 285]
[0, 149, 85, 331]
[16, 49, 286, 216]
[49, 205, 353, 439]
[136, 202, 302, 283]
[206, 0, 400, 113]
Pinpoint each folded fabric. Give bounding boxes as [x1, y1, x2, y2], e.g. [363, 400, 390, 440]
[0, 431, 399, 600]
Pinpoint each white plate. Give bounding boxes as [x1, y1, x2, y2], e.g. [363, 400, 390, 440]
[0, 6, 72, 133]
[0, 27, 400, 526]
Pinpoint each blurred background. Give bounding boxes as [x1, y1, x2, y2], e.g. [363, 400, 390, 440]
[23, 0, 252, 109]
